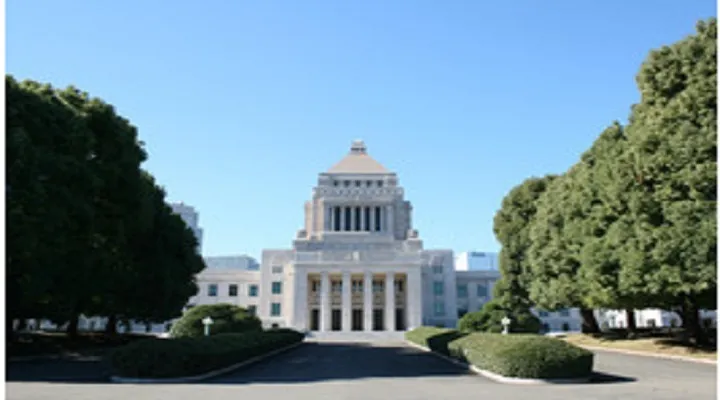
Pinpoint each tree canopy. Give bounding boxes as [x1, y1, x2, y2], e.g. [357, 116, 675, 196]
[491, 18, 716, 342]
[6, 76, 206, 336]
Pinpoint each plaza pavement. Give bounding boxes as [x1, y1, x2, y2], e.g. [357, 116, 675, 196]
[7, 340, 716, 400]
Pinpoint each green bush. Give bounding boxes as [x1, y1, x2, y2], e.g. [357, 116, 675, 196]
[457, 300, 541, 334]
[170, 304, 261, 338]
[405, 326, 467, 355]
[406, 327, 593, 379]
[110, 329, 305, 378]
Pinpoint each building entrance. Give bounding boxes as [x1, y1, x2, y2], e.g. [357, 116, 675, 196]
[395, 308, 406, 331]
[352, 309, 363, 331]
[372, 309, 384, 331]
[310, 309, 320, 331]
[331, 309, 342, 331]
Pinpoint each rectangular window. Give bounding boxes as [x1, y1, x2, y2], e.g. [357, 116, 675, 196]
[364, 207, 371, 231]
[559, 309, 570, 317]
[434, 301, 445, 316]
[352, 279, 363, 293]
[432, 265, 443, 275]
[208, 284, 218, 297]
[457, 284, 468, 297]
[476, 284, 488, 297]
[539, 310, 549, 317]
[395, 280, 404, 292]
[331, 281, 342, 293]
[271, 303, 281, 316]
[355, 206, 362, 231]
[433, 282, 444, 296]
[271, 281, 282, 295]
[334, 207, 341, 231]
[249, 284, 258, 297]
[372, 280, 384, 293]
[228, 284, 238, 297]
[344, 207, 352, 231]
[375, 207, 382, 231]
[311, 280, 321, 292]
[247, 305, 257, 316]
[271, 265, 283, 274]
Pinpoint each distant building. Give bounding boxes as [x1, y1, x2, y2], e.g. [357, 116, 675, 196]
[204, 255, 260, 270]
[455, 251, 499, 271]
[170, 202, 204, 252]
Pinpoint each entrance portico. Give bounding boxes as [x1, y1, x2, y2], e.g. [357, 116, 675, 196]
[302, 267, 421, 332]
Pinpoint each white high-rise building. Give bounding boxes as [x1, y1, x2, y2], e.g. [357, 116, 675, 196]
[455, 251, 499, 271]
[170, 202, 204, 252]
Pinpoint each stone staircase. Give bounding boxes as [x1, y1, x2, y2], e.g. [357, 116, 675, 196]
[304, 331, 406, 343]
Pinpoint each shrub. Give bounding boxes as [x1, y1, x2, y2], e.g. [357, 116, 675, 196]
[406, 327, 593, 379]
[458, 300, 541, 334]
[170, 304, 261, 338]
[110, 329, 304, 378]
[405, 326, 467, 355]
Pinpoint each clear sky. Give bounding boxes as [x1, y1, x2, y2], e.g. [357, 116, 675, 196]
[8, 1, 716, 260]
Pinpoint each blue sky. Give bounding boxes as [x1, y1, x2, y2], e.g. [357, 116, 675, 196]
[8, 1, 715, 259]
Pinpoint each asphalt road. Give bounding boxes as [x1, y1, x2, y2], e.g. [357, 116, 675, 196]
[7, 341, 717, 400]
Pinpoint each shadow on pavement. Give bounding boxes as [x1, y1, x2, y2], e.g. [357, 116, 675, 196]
[6, 355, 113, 384]
[588, 371, 637, 384]
[203, 342, 474, 384]
[6, 342, 637, 386]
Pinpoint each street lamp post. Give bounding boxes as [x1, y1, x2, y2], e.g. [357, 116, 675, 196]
[501, 316, 511, 335]
[202, 316, 214, 337]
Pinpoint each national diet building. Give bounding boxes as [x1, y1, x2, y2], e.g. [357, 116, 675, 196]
[189, 140, 462, 333]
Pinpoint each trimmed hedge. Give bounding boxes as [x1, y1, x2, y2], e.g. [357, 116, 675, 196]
[406, 327, 593, 379]
[110, 328, 304, 378]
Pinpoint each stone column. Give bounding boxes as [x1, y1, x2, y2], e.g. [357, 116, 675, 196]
[342, 272, 352, 331]
[385, 272, 395, 331]
[350, 206, 356, 231]
[363, 271, 373, 331]
[340, 206, 346, 231]
[360, 206, 367, 232]
[328, 206, 334, 231]
[320, 271, 331, 331]
[370, 206, 376, 232]
[406, 269, 422, 330]
[387, 204, 394, 237]
[293, 269, 308, 330]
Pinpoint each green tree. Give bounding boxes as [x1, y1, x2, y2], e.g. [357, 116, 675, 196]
[6, 77, 95, 335]
[622, 18, 717, 344]
[170, 304, 262, 338]
[493, 176, 556, 315]
[527, 170, 601, 333]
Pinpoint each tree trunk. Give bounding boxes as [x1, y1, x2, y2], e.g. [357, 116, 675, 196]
[66, 313, 80, 338]
[580, 308, 600, 334]
[681, 296, 707, 345]
[625, 309, 637, 338]
[105, 315, 118, 335]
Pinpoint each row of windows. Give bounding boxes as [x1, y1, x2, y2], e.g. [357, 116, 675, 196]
[206, 282, 282, 297]
[309, 280, 405, 293]
[456, 284, 489, 298]
[538, 309, 571, 317]
[333, 180, 384, 188]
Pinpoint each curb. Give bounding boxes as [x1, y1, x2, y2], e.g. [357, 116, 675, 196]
[110, 341, 304, 384]
[577, 345, 717, 365]
[404, 341, 591, 385]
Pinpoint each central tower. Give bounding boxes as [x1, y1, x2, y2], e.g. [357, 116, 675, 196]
[294, 140, 421, 250]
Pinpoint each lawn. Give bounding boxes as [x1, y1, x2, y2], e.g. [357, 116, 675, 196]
[561, 333, 717, 361]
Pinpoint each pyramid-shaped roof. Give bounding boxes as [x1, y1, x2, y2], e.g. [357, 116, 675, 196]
[326, 140, 390, 174]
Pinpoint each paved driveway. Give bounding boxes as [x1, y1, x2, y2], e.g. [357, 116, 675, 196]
[7, 341, 717, 400]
